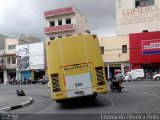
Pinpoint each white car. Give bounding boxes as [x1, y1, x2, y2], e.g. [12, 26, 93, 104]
[153, 74, 160, 80]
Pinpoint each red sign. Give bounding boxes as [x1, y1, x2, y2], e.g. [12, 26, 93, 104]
[130, 31, 160, 64]
[142, 39, 160, 55]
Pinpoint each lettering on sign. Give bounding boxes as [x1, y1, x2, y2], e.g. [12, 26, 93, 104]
[75, 83, 83, 87]
[63, 64, 88, 71]
[119, 5, 160, 25]
[142, 39, 160, 55]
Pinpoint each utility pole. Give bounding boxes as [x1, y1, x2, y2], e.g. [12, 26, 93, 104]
[16, 49, 26, 96]
[16, 55, 21, 90]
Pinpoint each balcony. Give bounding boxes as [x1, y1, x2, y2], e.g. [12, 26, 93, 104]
[44, 24, 75, 34]
[44, 7, 75, 18]
[5, 64, 16, 69]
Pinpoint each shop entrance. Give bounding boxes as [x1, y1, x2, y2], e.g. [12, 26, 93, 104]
[0, 71, 3, 83]
[104, 67, 108, 80]
[109, 64, 121, 79]
[8, 71, 16, 79]
[34, 70, 45, 81]
[142, 63, 160, 78]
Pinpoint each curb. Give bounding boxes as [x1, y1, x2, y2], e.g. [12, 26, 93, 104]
[0, 96, 33, 111]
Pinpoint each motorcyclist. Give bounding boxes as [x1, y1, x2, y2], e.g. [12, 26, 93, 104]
[112, 70, 124, 89]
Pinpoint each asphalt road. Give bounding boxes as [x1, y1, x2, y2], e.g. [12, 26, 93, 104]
[1, 81, 160, 120]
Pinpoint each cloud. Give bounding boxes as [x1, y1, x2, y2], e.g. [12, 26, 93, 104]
[0, 0, 116, 40]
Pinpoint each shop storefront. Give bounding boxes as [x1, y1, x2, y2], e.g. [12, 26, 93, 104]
[130, 31, 160, 77]
[104, 62, 130, 80]
[8, 70, 16, 79]
[21, 70, 32, 80]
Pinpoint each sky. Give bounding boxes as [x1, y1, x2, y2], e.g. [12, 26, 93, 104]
[0, 0, 116, 41]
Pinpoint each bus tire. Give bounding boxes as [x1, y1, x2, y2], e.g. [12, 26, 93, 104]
[56, 100, 64, 103]
[56, 100, 61, 103]
[92, 94, 97, 100]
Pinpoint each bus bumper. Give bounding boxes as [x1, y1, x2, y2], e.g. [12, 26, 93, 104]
[52, 85, 107, 101]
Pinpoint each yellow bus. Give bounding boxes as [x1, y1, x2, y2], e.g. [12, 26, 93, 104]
[46, 34, 107, 102]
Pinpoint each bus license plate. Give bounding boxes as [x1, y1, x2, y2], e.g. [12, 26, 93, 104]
[75, 90, 84, 95]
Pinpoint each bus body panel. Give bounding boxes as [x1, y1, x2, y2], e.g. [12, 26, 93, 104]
[46, 34, 107, 101]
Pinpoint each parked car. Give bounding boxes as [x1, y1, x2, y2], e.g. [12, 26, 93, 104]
[131, 69, 144, 81]
[38, 76, 49, 84]
[123, 69, 144, 82]
[153, 73, 160, 80]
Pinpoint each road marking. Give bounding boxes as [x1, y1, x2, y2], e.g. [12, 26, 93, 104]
[153, 94, 157, 96]
[100, 95, 114, 107]
[143, 92, 147, 94]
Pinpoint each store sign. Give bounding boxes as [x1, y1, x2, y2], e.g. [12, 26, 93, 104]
[29, 43, 44, 70]
[16, 43, 44, 70]
[142, 39, 160, 55]
[120, 5, 160, 25]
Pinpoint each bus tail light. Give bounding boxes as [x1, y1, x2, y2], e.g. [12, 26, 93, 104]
[95, 66, 105, 85]
[51, 73, 60, 92]
[53, 88, 60, 92]
[97, 81, 105, 85]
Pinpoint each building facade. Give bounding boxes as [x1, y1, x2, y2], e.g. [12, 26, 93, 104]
[0, 35, 41, 84]
[16, 42, 45, 82]
[0, 34, 8, 83]
[44, 6, 89, 41]
[114, 0, 160, 76]
[130, 31, 160, 76]
[99, 36, 130, 79]
[116, 0, 160, 35]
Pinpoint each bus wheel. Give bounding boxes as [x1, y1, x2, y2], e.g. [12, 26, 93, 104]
[92, 94, 97, 100]
[56, 100, 64, 103]
[56, 100, 61, 103]
[87, 95, 96, 101]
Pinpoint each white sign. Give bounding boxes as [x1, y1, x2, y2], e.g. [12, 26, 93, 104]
[29, 43, 44, 69]
[16, 43, 44, 70]
[65, 72, 92, 98]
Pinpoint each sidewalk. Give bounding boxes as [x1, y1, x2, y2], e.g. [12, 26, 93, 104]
[0, 94, 33, 111]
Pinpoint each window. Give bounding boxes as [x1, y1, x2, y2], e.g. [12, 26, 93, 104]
[122, 45, 127, 53]
[58, 36, 62, 38]
[135, 0, 154, 8]
[7, 58, 10, 64]
[50, 20, 55, 27]
[50, 36, 55, 40]
[8, 45, 16, 50]
[58, 19, 62, 25]
[65, 18, 71, 24]
[12, 57, 16, 64]
[66, 34, 72, 37]
[143, 30, 148, 32]
[100, 46, 104, 54]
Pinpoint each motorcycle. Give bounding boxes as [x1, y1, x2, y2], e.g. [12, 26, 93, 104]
[110, 79, 124, 93]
